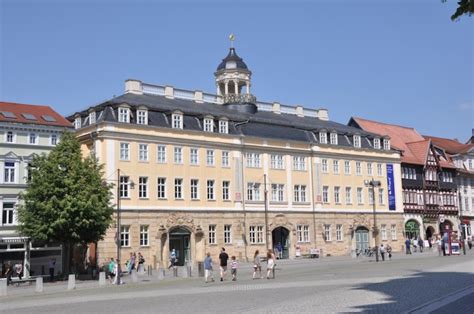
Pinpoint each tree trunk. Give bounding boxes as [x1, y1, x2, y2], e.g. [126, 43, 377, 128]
[62, 241, 74, 276]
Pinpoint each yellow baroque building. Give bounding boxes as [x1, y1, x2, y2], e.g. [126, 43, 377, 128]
[69, 47, 404, 267]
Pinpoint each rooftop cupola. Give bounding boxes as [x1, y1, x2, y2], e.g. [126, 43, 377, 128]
[215, 35, 257, 113]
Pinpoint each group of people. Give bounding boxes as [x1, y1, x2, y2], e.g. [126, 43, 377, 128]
[1, 261, 23, 285]
[203, 248, 277, 283]
[404, 237, 426, 254]
[126, 252, 145, 274]
[378, 244, 392, 261]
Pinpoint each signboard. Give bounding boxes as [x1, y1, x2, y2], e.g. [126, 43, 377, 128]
[310, 248, 320, 256]
[386, 164, 396, 210]
[235, 192, 241, 202]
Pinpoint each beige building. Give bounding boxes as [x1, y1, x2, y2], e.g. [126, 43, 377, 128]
[69, 47, 404, 267]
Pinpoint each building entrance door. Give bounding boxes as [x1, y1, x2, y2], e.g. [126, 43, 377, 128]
[355, 227, 369, 252]
[169, 227, 191, 266]
[272, 227, 289, 259]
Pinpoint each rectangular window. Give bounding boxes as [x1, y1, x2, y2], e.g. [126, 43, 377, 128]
[271, 184, 285, 202]
[334, 186, 340, 204]
[257, 225, 264, 243]
[204, 118, 214, 132]
[378, 188, 384, 205]
[357, 188, 363, 204]
[207, 180, 215, 200]
[249, 226, 256, 244]
[206, 149, 215, 166]
[221, 151, 230, 167]
[353, 135, 361, 148]
[139, 176, 148, 198]
[208, 225, 216, 244]
[118, 108, 130, 123]
[391, 224, 397, 240]
[120, 226, 130, 247]
[324, 225, 331, 241]
[222, 181, 230, 201]
[246, 153, 261, 168]
[336, 224, 343, 241]
[157, 145, 167, 163]
[322, 186, 329, 203]
[321, 159, 328, 173]
[157, 177, 166, 199]
[174, 178, 183, 199]
[174, 147, 183, 164]
[29, 133, 37, 145]
[4, 162, 15, 183]
[377, 163, 383, 176]
[190, 148, 199, 165]
[367, 162, 373, 175]
[345, 187, 352, 204]
[172, 113, 183, 129]
[219, 120, 228, 134]
[356, 161, 361, 175]
[138, 144, 149, 161]
[50, 134, 58, 146]
[383, 139, 390, 150]
[247, 182, 261, 201]
[344, 160, 351, 175]
[333, 160, 339, 174]
[297, 225, 310, 243]
[120, 143, 130, 161]
[224, 225, 232, 244]
[140, 225, 149, 246]
[119, 176, 130, 198]
[293, 156, 306, 171]
[330, 132, 338, 145]
[1, 203, 15, 226]
[319, 132, 327, 144]
[190, 179, 199, 200]
[6, 131, 14, 143]
[137, 110, 148, 125]
[374, 138, 381, 149]
[381, 225, 387, 241]
[89, 111, 96, 124]
[294, 185, 307, 202]
[271, 154, 285, 169]
[74, 117, 81, 129]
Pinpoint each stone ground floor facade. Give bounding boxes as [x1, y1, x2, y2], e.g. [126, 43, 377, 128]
[96, 210, 405, 268]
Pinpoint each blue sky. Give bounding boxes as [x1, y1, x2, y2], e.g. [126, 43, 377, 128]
[1, 0, 472, 141]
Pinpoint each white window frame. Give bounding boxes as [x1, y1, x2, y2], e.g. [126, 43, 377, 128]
[319, 132, 327, 144]
[294, 185, 307, 203]
[50, 134, 58, 146]
[138, 144, 149, 162]
[206, 149, 215, 166]
[138, 176, 148, 199]
[353, 135, 361, 148]
[321, 159, 328, 173]
[377, 163, 383, 176]
[357, 187, 364, 204]
[221, 151, 230, 167]
[174, 147, 183, 164]
[5, 131, 15, 143]
[246, 153, 261, 168]
[344, 160, 351, 175]
[140, 225, 149, 246]
[222, 181, 230, 201]
[29, 133, 38, 145]
[355, 161, 362, 175]
[271, 154, 285, 170]
[333, 160, 339, 174]
[293, 156, 306, 171]
[334, 186, 340, 204]
[336, 224, 343, 241]
[157, 145, 167, 163]
[297, 225, 310, 243]
[378, 188, 385, 205]
[381, 224, 387, 241]
[190, 179, 199, 200]
[374, 138, 381, 149]
[118, 107, 130, 123]
[271, 184, 285, 202]
[120, 225, 130, 247]
[89, 111, 96, 124]
[383, 139, 390, 150]
[324, 225, 332, 241]
[322, 186, 329, 204]
[174, 178, 183, 199]
[391, 224, 397, 240]
[119, 176, 130, 198]
[208, 225, 216, 244]
[345, 187, 352, 204]
[190, 148, 199, 165]
[203, 118, 214, 132]
[219, 120, 228, 134]
[137, 109, 148, 125]
[4, 161, 16, 183]
[1, 202, 16, 226]
[367, 162, 373, 175]
[247, 182, 261, 201]
[172, 112, 183, 129]
[157, 177, 167, 199]
[330, 132, 338, 145]
[74, 117, 81, 129]
[207, 180, 215, 200]
[120, 142, 130, 161]
[224, 224, 232, 244]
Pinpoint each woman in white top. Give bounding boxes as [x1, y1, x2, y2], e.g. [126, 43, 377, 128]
[266, 251, 274, 279]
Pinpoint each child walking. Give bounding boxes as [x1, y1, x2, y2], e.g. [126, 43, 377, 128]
[231, 256, 238, 281]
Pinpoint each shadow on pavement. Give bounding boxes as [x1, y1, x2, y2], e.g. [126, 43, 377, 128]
[350, 271, 474, 312]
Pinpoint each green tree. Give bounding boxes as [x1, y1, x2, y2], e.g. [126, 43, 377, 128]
[17, 132, 114, 275]
[444, 0, 474, 20]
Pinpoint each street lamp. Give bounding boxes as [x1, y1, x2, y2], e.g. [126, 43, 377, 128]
[364, 178, 381, 262]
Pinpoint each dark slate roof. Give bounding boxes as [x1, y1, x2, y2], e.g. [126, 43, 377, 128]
[216, 48, 249, 71]
[69, 92, 384, 148]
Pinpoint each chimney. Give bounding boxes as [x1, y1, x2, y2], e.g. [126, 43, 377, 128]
[164, 86, 174, 99]
[318, 109, 329, 121]
[194, 90, 204, 103]
[124, 79, 143, 95]
[296, 105, 304, 117]
[272, 102, 281, 114]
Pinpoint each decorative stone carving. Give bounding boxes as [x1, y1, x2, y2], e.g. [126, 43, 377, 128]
[352, 213, 370, 229]
[165, 213, 195, 232]
[269, 214, 295, 233]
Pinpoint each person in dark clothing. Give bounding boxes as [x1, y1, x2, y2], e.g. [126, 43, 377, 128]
[49, 258, 56, 282]
[219, 247, 229, 282]
[405, 238, 411, 254]
[418, 237, 424, 253]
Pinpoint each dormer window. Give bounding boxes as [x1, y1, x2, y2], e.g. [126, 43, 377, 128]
[319, 132, 327, 144]
[383, 139, 390, 150]
[118, 107, 130, 123]
[74, 117, 81, 129]
[374, 138, 381, 149]
[89, 111, 96, 124]
[172, 112, 183, 129]
[330, 132, 338, 145]
[353, 135, 361, 148]
[219, 119, 229, 134]
[204, 117, 214, 132]
[137, 109, 148, 125]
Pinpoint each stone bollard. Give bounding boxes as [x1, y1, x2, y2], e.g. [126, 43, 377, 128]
[99, 272, 106, 287]
[173, 267, 178, 277]
[187, 265, 192, 278]
[35, 277, 43, 293]
[158, 268, 164, 280]
[0, 279, 7, 296]
[131, 270, 138, 283]
[67, 274, 76, 290]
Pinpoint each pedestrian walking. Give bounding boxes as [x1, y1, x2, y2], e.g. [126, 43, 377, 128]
[169, 249, 177, 269]
[4, 262, 13, 286]
[379, 244, 386, 261]
[276, 242, 283, 259]
[253, 250, 262, 279]
[266, 251, 275, 279]
[412, 238, 417, 253]
[49, 258, 56, 282]
[108, 258, 116, 283]
[386, 244, 392, 260]
[468, 236, 472, 250]
[405, 238, 411, 255]
[113, 259, 122, 285]
[14, 262, 23, 280]
[219, 247, 229, 282]
[231, 256, 238, 281]
[418, 237, 424, 253]
[204, 252, 214, 283]
[137, 252, 145, 273]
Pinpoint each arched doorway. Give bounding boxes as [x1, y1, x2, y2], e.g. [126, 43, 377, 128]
[169, 227, 191, 266]
[272, 227, 289, 259]
[426, 226, 435, 240]
[355, 227, 369, 252]
[405, 220, 420, 239]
